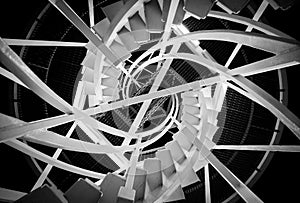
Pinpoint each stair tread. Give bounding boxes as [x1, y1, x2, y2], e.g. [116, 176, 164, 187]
[15, 185, 67, 203]
[128, 12, 150, 42]
[144, 0, 165, 33]
[64, 178, 102, 203]
[99, 173, 126, 203]
[102, 1, 124, 21]
[218, 0, 250, 13]
[118, 26, 140, 52]
[184, 0, 215, 19]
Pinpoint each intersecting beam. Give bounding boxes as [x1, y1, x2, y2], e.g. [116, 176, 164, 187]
[120, 44, 182, 198]
[77, 121, 130, 169]
[23, 127, 131, 154]
[0, 66, 28, 88]
[206, 152, 263, 202]
[0, 37, 73, 113]
[48, 0, 120, 65]
[6, 139, 106, 179]
[3, 38, 86, 47]
[215, 145, 300, 152]
[128, 29, 298, 77]
[224, 0, 269, 68]
[3, 41, 300, 141]
[183, 132, 263, 202]
[127, 43, 181, 136]
[0, 76, 221, 143]
[160, 0, 179, 43]
[103, 0, 143, 45]
[0, 37, 133, 142]
[208, 11, 293, 39]
[228, 47, 300, 76]
[31, 122, 77, 191]
[129, 31, 300, 138]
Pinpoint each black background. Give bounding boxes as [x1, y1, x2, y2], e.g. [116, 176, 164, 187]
[0, 0, 300, 202]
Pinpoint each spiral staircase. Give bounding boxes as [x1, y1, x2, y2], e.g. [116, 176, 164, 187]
[0, 0, 300, 202]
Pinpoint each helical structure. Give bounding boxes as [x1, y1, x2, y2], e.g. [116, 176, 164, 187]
[0, 0, 299, 202]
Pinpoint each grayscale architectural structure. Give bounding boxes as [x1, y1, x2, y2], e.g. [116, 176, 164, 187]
[0, 0, 299, 202]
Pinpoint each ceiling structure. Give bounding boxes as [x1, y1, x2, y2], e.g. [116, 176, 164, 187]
[0, 0, 300, 202]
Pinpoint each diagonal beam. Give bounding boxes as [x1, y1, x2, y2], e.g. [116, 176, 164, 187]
[3, 41, 300, 141]
[31, 122, 77, 191]
[160, 0, 179, 43]
[121, 43, 182, 196]
[0, 39, 129, 141]
[76, 121, 130, 170]
[214, 145, 300, 152]
[23, 127, 132, 154]
[0, 37, 73, 113]
[0, 76, 221, 143]
[48, 0, 120, 65]
[208, 11, 293, 39]
[3, 38, 86, 47]
[0, 188, 26, 202]
[6, 139, 106, 179]
[127, 43, 181, 136]
[135, 50, 300, 140]
[206, 151, 263, 202]
[224, 0, 269, 68]
[0, 66, 28, 88]
[182, 127, 263, 202]
[228, 47, 300, 77]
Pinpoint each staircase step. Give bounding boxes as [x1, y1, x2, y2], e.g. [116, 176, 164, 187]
[143, 158, 163, 191]
[132, 168, 147, 201]
[180, 163, 200, 187]
[173, 0, 186, 25]
[102, 1, 124, 21]
[182, 112, 200, 126]
[173, 130, 193, 151]
[182, 121, 198, 136]
[144, 0, 165, 33]
[99, 173, 126, 203]
[183, 105, 200, 115]
[181, 91, 198, 98]
[184, 0, 215, 19]
[121, 167, 146, 202]
[64, 178, 102, 203]
[88, 95, 98, 107]
[82, 68, 94, 83]
[156, 149, 176, 178]
[165, 185, 185, 202]
[101, 77, 119, 88]
[201, 86, 212, 98]
[102, 66, 121, 78]
[165, 140, 186, 165]
[110, 40, 131, 61]
[93, 18, 110, 39]
[118, 27, 140, 52]
[217, 0, 250, 14]
[83, 81, 96, 95]
[81, 51, 96, 69]
[162, 0, 185, 25]
[102, 87, 120, 100]
[15, 185, 67, 203]
[182, 97, 198, 106]
[128, 12, 150, 43]
[200, 121, 219, 140]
